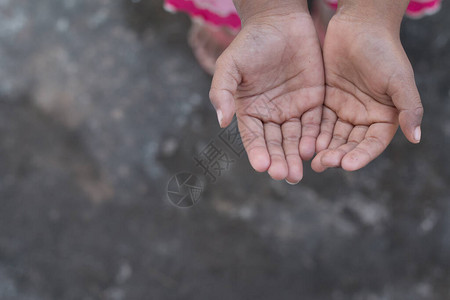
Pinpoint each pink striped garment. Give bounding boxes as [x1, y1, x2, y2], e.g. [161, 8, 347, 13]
[325, 0, 442, 18]
[164, 0, 441, 29]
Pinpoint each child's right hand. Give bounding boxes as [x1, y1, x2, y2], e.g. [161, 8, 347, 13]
[209, 8, 324, 184]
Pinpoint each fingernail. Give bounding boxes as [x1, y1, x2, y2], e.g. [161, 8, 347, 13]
[217, 109, 223, 127]
[414, 126, 421, 142]
[285, 179, 299, 185]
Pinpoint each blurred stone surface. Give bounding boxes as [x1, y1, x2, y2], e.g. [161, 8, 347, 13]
[0, 0, 449, 299]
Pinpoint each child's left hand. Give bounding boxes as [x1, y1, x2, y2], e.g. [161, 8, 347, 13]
[312, 14, 423, 173]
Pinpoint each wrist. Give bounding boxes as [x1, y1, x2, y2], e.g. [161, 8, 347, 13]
[233, 0, 309, 26]
[334, 0, 409, 34]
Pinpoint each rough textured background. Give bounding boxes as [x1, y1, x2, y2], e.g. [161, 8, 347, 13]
[0, 0, 449, 299]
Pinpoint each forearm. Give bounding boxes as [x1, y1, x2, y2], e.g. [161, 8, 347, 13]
[336, 0, 410, 33]
[233, 0, 309, 25]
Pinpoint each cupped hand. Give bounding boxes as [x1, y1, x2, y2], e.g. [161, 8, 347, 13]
[210, 12, 324, 183]
[312, 16, 423, 173]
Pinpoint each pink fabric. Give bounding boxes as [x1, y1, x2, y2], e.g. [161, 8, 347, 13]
[164, 0, 441, 30]
[325, 0, 442, 18]
[406, 0, 442, 17]
[164, 0, 241, 30]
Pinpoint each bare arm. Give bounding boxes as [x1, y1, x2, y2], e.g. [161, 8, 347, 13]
[232, 0, 309, 24]
[336, 0, 410, 33]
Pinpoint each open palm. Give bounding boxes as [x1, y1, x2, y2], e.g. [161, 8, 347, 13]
[210, 12, 324, 183]
[312, 17, 424, 172]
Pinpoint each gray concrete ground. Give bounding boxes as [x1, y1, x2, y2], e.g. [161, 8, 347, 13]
[0, 0, 449, 299]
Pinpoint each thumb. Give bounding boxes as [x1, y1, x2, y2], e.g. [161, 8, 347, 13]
[390, 73, 424, 144]
[209, 53, 241, 128]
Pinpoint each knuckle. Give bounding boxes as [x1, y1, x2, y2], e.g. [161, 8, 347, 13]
[283, 135, 300, 143]
[414, 106, 424, 118]
[209, 88, 219, 102]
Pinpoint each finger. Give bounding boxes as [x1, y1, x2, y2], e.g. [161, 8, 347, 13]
[238, 115, 270, 172]
[341, 122, 398, 171]
[316, 107, 337, 152]
[281, 118, 303, 184]
[300, 106, 322, 161]
[327, 119, 353, 149]
[313, 119, 353, 172]
[209, 54, 241, 128]
[311, 150, 328, 173]
[264, 122, 288, 181]
[389, 73, 424, 143]
[320, 125, 368, 168]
